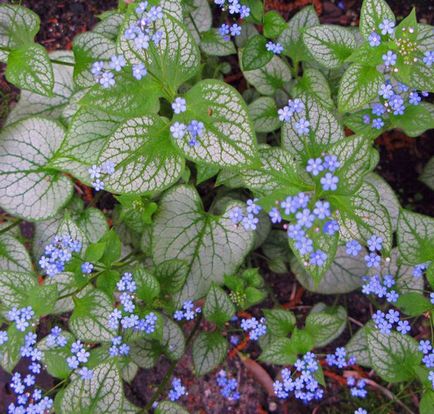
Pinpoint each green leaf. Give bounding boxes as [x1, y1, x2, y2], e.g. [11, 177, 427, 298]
[365, 173, 400, 231]
[173, 79, 258, 168]
[293, 67, 333, 110]
[331, 182, 393, 253]
[0, 233, 32, 272]
[344, 109, 387, 140]
[330, 135, 371, 194]
[99, 229, 121, 266]
[305, 303, 347, 347]
[59, 361, 124, 413]
[0, 325, 26, 373]
[259, 337, 296, 365]
[69, 290, 117, 342]
[98, 116, 184, 194]
[130, 339, 159, 369]
[6, 43, 54, 96]
[118, 12, 200, 97]
[367, 329, 421, 383]
[135, 268, 160, 304]
[391, 103, 434, 137]
[38, 331, 75, 379]
[45, 272, 93, 314]
[303, 25, 356, 69]
[27, 284, 58, 317]
[0, 118, 72, 221]
[238, 147, 304, 198]
[396, 292, 433, 316]
[204, 284, 235, 326]
[80, 68, 161, 118]
[196, 163, 220, 185]
[345, 322, 374, 368]
[0, 4, 40, 53]
[289, 327, 315, 354]
[6, 51, 74, 125]
[278, 6, 319, 62]
[55, 107, 123, 182]
[338, 64, 384, 112]
[397, 209, 434, 264]
[152, 185, 255, 303]
[93, 11, 124, 40]
[240, 50, 292, 96]
[281, 94, 344, 163]
[292, 246, 365, 294]
[184, 0, 212, 43]
[153, 259, 189, 295]
[248, 97, 280, 133]
[200, 29, 236, 56]
[406, 60, 434, 92]
[263, 11, 287, 39]
[420, 390, 434, 414]
[72, 32, 116, 88]
[155, 401, 189, 414]
[359, 0, 395, 40]
[161, 316, 186, 361]
[192, 332, 228, 376]
[420, 156, 434, 191]
[0, 271, 37, 309]
[263, 309, 296, 337]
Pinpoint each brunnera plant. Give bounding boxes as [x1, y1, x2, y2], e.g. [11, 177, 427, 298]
[0, 0, 433, 413]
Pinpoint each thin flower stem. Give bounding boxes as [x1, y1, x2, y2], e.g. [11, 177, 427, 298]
[142, 314, 203, 412]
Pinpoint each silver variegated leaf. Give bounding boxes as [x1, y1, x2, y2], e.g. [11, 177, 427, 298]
[293, 67, 333, 110]
[0, 117, 73, 221]
[200, 29, 236, 56]
[173, 80, 258, 168]
[152, 185, 255, 303]
[0, 233, 32, 272]
[99, 116, 184, 193]
[0, 271, 37, 309]
[359, 0, 395, 40]
[420, 156, 434, 191]
[59, 362, 124, 413]
[69, 289, 117, 342]
[184, 0, 212, 43]
[248, 97, 280, 133]
[281, 94, 343, 162]
[303, 25, 356, 69]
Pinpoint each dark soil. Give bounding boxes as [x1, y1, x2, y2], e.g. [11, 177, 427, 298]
[0, 1, 433, 413]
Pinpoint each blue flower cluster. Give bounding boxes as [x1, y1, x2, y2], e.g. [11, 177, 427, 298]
[266, 41, 283, 55]
[347, 376, 368, 398]
[7, 332, 53, 414]
[88, 161, 115, 191]
[229, 198, 261, 231]
[81, 261, 94, 274]
[7, 306, 35, 332]
[92, 2, 163, 88]
[278, 99, 311, 135]
[362, 18, 432, 129]
[173, 300, 201, 321]
[372, 309, 410, 335]
[412, 262, 429, 278]
[107, 272, 158, 357]
[419, 340, 434, 389]
[66, 340, 93, 380]
[326, 347, 356, 369]
[46, 326, 67, 348]
[216, 370, 240, 400]
[215, 0, 250, 41]
[168, 377, 187, 401]
[273, 352, 324, 403]
[39, 235, 82, 278]
[240, 316, 267, 340]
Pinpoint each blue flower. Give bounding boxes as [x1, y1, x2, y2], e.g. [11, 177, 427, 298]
[170, 122, 187, 139]
[368, 32, 381, 46]
[266, 41, 283, 54]
[397, 320, 410, 334]
[99, 71, 115, 88]
[108, 55, 126, 72]
[372, 118, 384, 129]
[423, 50, 434, 67]
[294, 118, 310, 136]
[240, 317, 267, 340]
[287, 224, 305, 241]
[382, 51, 397, 66]
[242, 213, 259, 230]
[216, 371, 240, 400]
[310, 250, 327, 266]
[278, 105, 293, 122]
[431, 292, 434, 305]
[379, 19, 395, 35]
[78, 367, 94, 380]
[172, 97, 187, 114]
[229, 206, 243, 224]
[378, 83, 394, 99]
[306, 158, 324, 176]
[168, 377, 187, 401]
[408, 92, 421, 105]
[323, 220, 339, 235]
[323, 154, 340, 172]
[81, 262, 94, 274]
[363, 114, 371, 124]
[295, 236, 314, 255]
[230, 24, 242, 37]
[295, 208, 315, 229]
[313, 200, 330, 220]
[371, 103, 385, 116]
[240, 5, 250, 18]
[346, 240, 362, 256]
[354, 408, 368, 414]
[246, 198, 262, 215]
[367, 235, 383, 252]
[419, 340, 432, 354]
[269, 207, 282, 224]
[281, 196, 299, 214]
[132, 63, 147, 80]
[320, 173, 339, 191]
[365, 253, 381, 268]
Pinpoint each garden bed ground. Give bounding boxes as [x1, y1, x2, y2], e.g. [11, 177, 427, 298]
[0, 0, 433, 413]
